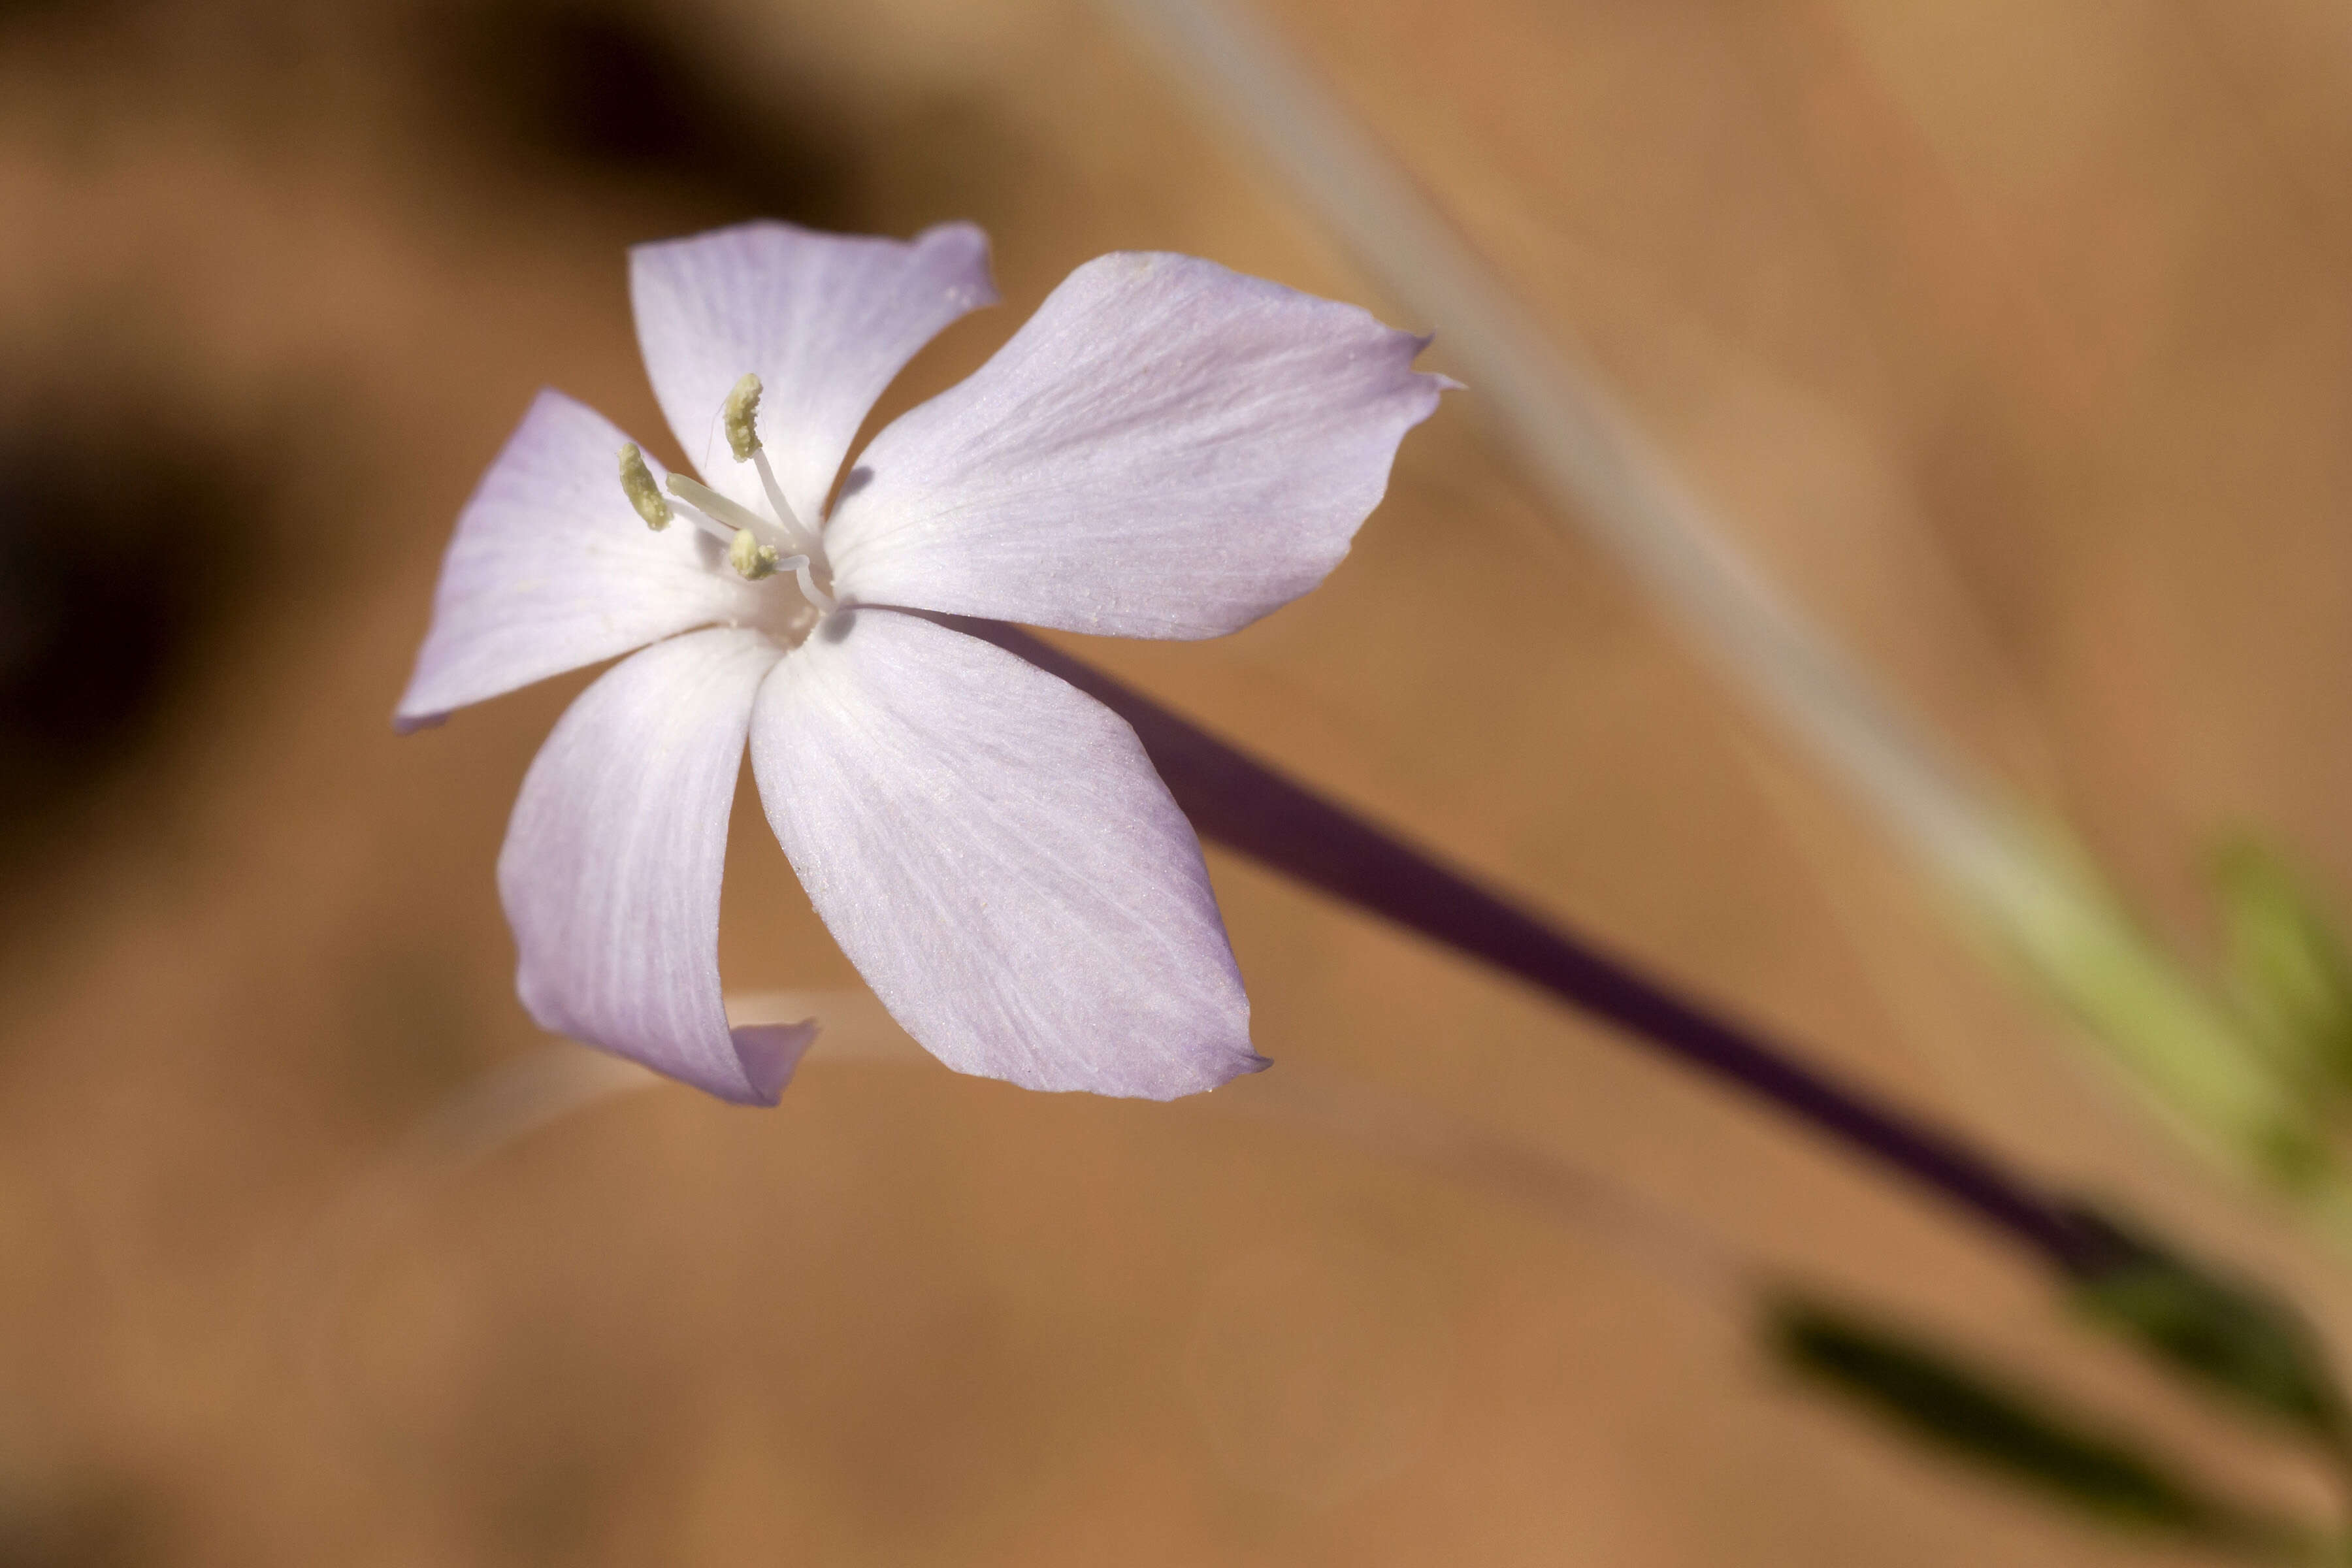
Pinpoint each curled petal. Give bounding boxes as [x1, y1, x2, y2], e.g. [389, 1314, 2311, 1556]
[826, 253, 1449, 639]
[395, 390, 759, 731]
[631, 220, 998, 525]
[498, 627, 793, 1104]
[749, 609, 1258, 1098]
[729, 1019, 823, 1094]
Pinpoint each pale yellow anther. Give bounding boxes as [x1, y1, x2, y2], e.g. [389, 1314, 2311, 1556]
[617, 443, 671, 531]
[728, 527, 780, 580]
[723, 373, 763, 462]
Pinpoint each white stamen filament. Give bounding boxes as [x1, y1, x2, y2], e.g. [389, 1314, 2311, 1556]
[719, 371, 823, 560]
[663, 478, 832, 606]
[665, 498, 740, 549]
[791, 556, 835, 612]
[747, 446, 821, 558]
[665, 473, 776, 541]
[667, 490, 774, 579]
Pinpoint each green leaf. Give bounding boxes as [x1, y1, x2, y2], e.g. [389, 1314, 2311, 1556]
[1965, 827, 2323, 1187]
[2213, 840, 2352, 1097]
[2066, 1205, 2349, 1455]
[1769, 1294, 2319, 1558]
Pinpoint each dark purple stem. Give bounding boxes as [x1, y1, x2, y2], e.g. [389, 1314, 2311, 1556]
[958, 617, 2125, 1281]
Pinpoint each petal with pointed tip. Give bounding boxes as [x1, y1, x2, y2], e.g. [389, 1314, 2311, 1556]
[748, 609, 1258, 1098]
[729, 1019, 823, 1095]
[395, 390, 759, 731]
[826, 253, 1448, 639]
[631, 220, 998, 525]
[498, 627, 792, 1105]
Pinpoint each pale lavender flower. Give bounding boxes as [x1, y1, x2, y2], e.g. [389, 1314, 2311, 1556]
[397, 220, 1447, 1105]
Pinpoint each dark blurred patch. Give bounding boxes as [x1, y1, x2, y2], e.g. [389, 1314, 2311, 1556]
[453, 1316, 685, 1561]
[425, 0, 860, 229]
[0, 1471, 163, 1568]
[340, 946, 491, 1120]
[0, 395, 255, 872]
[0, 0, 108, 30]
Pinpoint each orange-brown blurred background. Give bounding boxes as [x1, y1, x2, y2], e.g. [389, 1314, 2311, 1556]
[7, 0, 2352, 1561]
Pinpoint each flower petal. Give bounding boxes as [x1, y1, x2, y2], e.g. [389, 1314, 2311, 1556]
[729, 1019, 823, 1092]
[825, 253, 1448, 639]
[748, 608, 1258, 1098]
[498, 626, 795, 1105]
[395, 389, 759, 732]
[630, 220, 998, 524]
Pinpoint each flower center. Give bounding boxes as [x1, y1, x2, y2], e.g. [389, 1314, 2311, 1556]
[615, 372, 835, 616]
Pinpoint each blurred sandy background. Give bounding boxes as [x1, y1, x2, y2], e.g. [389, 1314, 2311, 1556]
[5, 0, 2352, 1561]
